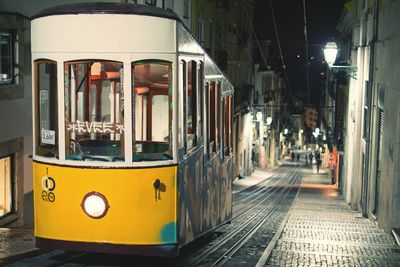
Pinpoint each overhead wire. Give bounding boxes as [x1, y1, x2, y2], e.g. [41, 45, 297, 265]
[241, 2, 269, 70]
[268, 0, 291, 92]
[303, 0, 310, 104]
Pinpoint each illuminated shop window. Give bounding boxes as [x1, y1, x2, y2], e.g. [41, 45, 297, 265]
[64, 60, 124, 162]
[35, 60, 58, 158]
[132, 60, 172, 161]
[0, 156, 12, 217]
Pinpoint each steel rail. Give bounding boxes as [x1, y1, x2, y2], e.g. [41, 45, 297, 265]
[212, 170, 302, 266]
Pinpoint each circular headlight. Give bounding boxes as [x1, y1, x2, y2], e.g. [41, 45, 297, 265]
[81, 192, 109, 219]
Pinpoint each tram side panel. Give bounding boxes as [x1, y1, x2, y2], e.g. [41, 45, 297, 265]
[202, 155, 222, 232]
[177, 148, 204, 245]
[220, 156, 233, 222]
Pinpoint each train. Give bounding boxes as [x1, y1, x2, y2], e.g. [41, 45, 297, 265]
[31, 3, 234, 256]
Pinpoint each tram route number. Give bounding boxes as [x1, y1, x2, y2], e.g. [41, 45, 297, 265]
[41, 176, 56, 203]
[41, 129, 56, 145]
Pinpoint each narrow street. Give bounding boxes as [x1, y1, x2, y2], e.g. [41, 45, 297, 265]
[2, 157, 399, 266]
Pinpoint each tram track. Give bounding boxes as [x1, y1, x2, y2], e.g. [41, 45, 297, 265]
[181, 167, 302, 266]
[233, 169, 296, 218]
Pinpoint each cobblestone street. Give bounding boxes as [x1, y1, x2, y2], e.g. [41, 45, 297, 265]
[0, 228, 35, 261]
[266, 174, 400, 267]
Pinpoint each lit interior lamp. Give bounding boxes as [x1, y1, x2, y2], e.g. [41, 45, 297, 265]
[323, 42, 338, 66]
[256, 111, 263, 121]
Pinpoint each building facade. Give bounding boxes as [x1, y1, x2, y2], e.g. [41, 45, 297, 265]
[336, 0, 400, 235]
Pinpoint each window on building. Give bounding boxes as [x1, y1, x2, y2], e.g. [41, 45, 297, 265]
[64, 60, 124, 162]
[197, 15, 204, 44]
[363, 81, 371, 140]
[183, 0, 189, 18]
[35, 60, 58, 158]
[132, 60, 172, 161]
[0, 32, 13, 85]
[208, 20, 213, 49]
[0, 156, 12, 217]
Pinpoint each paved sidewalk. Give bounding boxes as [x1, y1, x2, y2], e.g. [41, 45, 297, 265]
[259, 172, 400, 266]
[0, 228, 38, 263]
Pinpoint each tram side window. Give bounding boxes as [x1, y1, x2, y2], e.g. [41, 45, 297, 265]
[197, 62, 204, 144]
[64, 60, 124, 162]
[216, 82, 221, 152]
[187, 60, 197, 150]
[132, 60, 172, 161]
[35, 60, 58, 158]
[208, 81, 216, 154]
[224, 95, 232, 156]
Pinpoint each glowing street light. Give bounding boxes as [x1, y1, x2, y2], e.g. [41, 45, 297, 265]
[323, 42, 338, 66]
[323, 41, 357, 79]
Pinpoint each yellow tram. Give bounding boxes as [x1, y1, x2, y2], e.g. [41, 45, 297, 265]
[31, 3, 234, 256]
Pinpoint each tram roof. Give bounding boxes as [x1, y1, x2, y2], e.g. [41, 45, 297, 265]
[31, 2, 181, 21]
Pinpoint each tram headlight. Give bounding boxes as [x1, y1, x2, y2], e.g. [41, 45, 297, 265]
[81, 192, 109, 219]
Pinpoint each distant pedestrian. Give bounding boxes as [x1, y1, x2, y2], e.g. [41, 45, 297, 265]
[329, 153, 337, 184]
[296, 154, 300, 162]
[308, 152, 313, 164]
[315, 151, 321, 173]
[291, 151, 295, 161]
[305, 154, 308, 165]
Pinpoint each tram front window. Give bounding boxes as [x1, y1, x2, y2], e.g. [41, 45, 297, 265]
[64, 60, 124, 162]
[132, 61, 172, 161]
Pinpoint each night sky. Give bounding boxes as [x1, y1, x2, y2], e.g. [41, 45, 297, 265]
[254, 0, 345, 106]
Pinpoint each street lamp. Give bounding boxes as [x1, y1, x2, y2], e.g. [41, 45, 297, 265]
[323, 42, 338, 66]
[266, 116, 273, 126]
[323, 41, 357, 79]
